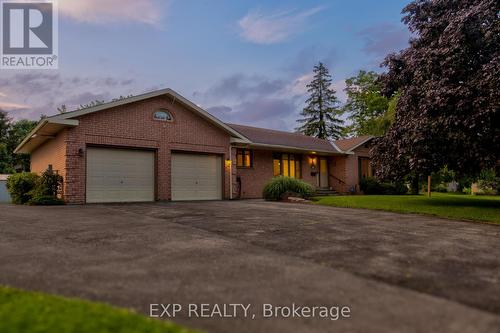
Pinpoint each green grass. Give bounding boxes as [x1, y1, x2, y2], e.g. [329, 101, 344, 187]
[314, 192, 500, 224]
[0, 286, 197, 333]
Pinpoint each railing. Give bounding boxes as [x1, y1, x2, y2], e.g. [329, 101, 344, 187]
[329, 174, 356, 193]
[329, 174, 346, 185]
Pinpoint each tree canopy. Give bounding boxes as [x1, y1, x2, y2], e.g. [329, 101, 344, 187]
[372, 0, 499, 180]
[343, 70, 396, 137]
[297, 62, 344, 140]
[0, 110, 37, 173]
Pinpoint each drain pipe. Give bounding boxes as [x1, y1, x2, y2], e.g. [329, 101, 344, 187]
[228, 147, 233, 199]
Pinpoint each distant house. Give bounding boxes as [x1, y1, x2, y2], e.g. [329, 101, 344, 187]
[15, 88, 374, 203]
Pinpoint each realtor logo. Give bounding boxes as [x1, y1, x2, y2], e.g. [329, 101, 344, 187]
[1, 0, 58, 69]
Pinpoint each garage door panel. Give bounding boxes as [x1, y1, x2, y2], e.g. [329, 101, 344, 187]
[171, 153, 222, 201]
[86, 148, 155, 203]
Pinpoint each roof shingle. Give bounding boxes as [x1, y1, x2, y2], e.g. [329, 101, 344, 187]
[334, 135, 374, 152]
[227, 123, 341, 153]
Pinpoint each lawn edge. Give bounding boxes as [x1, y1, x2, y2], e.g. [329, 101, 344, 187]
[311, 199, 500, 226]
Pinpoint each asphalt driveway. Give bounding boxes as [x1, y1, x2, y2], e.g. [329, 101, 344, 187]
[0, 200, 499, 332]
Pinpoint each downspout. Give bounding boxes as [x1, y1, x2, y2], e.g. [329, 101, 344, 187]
[229, 146, 232, 200]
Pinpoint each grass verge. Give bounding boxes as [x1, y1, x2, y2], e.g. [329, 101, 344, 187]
[314, 192, 500, 224]
[0, 286, 197, 333]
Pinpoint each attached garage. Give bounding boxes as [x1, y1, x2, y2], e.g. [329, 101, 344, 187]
[86, 147, 155, 203]
[171, 153, 222, 201]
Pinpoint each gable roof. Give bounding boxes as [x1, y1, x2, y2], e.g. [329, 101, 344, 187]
[48, 88, 249, 141]
[15, 89, 250, 154]
[334, 135, 374, 152]
[227, 123, 343, 154]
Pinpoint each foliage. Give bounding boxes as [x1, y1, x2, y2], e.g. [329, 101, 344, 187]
[6, 119, 38, 171]
[112, 94, 134, 102]
[27, 194, 65, 205]
[476, 169, 498, 195]
[263, 176, 315, 201]
[435, 184, 449, 193]
[57, 104, 67, 113]
[372, 0, 499, 180]
[0, 110, 9, 140]
[0, 143, 15, 174]
[27, 169, 64, 205]
[314, 193, 500, 224]
[296, 62, 344, 140]
[0, 110, 37, 173]
[6, 172, 39, 204]
[359, 177, 408, 195]
[79, 100, 105, 110]
[6, 169, 64, 205]
[0, 286, 196, 333]
[342, 70, 395, 137]
[36, 169, 63, 196]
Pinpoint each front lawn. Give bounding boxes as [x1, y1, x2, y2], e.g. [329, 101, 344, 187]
[314, 193, 500, 224]
[0, 286, 196, 333]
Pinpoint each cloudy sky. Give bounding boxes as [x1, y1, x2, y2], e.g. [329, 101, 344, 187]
[1, 0, 411, 131]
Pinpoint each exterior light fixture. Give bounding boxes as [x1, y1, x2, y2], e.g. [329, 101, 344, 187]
[225, 159, 232, 168]
[78, 148, 84, 157]
[309, 156, 318, 168]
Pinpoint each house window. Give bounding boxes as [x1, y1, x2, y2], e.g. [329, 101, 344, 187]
[358, 157, 373, 181]
[237, 149, 252, 168]
[273, 153, 302, 178]
[153, 109, 173, 121]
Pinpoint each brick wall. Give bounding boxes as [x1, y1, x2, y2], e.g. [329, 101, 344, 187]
[62, 96, 231, 204]
[31, 129, 67, 180]
[235, 150, 326, 198]
[345, 144, 372, 193]
[329, 155, 348, 193]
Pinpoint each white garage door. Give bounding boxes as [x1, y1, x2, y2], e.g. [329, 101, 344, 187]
[86, 148, 155, 203]
[171, 153, 222, 201]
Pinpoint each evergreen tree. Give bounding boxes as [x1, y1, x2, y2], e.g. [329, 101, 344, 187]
[296, 62, 343, 140]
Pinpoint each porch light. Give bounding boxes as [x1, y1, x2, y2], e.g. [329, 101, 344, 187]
[309, 156, 318, 168]
[225, 159, 232, 168]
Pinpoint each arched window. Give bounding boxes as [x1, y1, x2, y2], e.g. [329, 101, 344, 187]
[153, 109, 173, 122]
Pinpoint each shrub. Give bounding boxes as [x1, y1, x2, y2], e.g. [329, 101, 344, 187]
[263, 176, 314, 201]
[435, 183, 449, 193]
[476, 180, 497, 196]
[360, 177, 408, 195]
[6, 172, 39, 204]
[28, 194, 65, 205]
[5, 169, 64, 205]
[27, 169, 64, 205]
[35, 169, 63, 197]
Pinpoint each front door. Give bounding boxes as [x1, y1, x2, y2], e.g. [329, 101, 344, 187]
[319, 157, 329, 188]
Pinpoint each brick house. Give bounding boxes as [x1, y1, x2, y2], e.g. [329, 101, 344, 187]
[15, 89, 374, 203]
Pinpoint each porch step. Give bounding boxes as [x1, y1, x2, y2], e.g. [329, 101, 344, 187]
[314, 189, 339, 196]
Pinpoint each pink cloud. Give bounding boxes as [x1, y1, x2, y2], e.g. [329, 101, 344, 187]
[59, 0, 164, 26]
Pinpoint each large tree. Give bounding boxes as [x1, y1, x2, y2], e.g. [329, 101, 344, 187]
[0, 110, 37, 173]
[343, 70, 396, 137]
[297, 62, 344, 140]
[372, 0, 499, 181]
[6, 119, 37, 171]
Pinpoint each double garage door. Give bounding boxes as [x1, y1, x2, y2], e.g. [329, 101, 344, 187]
[86, 148, 222, 203]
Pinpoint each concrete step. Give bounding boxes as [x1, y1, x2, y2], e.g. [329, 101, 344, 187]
[314, 189, 339, 196]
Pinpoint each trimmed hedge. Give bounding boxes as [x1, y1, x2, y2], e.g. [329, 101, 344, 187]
[263, 176, 314, 201]
[6, 169, 64, 205]
[360, 177, 408, 195]
[6, 172, 39, 204]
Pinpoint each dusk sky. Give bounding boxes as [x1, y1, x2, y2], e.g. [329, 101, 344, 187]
[1, 0, 411, 131]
